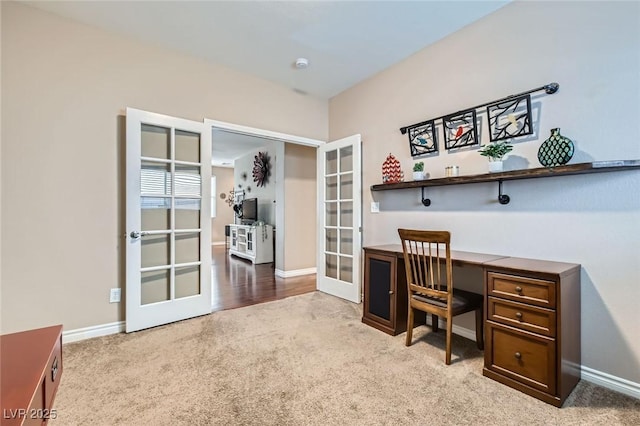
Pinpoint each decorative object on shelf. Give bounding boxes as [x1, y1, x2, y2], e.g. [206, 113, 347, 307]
[225, 189, 235, 207]
[233, 203, 243, 218]
[382, 153, 404, 183]
[478, 141, 513, 172]
[538, 128, 574, 167]
[487, 94, 533, 141]
[407, 120, 437, 157]
[252, 151, 271, 187]
[445, 166, 459, 177]
[444, 109, 478, 150]
[399, 82, 559, 155]
[412, 161, 425, 180]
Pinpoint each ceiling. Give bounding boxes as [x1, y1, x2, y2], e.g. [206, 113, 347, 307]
[211, 129, 277, 168]
[23, 1, 510, 166]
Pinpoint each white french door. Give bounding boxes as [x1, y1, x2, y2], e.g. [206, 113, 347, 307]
[316, 135, 362, 303]
[126, 108, 211, 332]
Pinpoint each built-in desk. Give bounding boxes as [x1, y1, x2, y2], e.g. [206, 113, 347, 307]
[362, 245, 581, 407]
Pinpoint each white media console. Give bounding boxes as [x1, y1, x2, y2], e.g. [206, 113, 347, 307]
[228, 223, 274, 264]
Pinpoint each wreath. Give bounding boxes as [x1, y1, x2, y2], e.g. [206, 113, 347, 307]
[252, 151, 271, 187]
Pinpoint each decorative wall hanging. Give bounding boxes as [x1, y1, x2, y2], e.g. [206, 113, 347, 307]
[225, 189, 235, 207]
[487, 94, 532, 142]
[399, 82, 559, 156]
[443, 109, 478, 150]
[252, 151, 271, 187]
[407, 120, 437, 156]
[382, 153, 404, 183]
[241, 172, 248, 181]
[537, 128, 574, 167]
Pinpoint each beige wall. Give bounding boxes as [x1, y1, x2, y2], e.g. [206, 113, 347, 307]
[0, 2, 327, 333]
[211, 167, 235, 244]
[330, 1, 640, 383]
[283, 144, 317, 271]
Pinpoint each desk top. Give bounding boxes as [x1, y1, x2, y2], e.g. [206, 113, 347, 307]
[364, 245, 580, 277]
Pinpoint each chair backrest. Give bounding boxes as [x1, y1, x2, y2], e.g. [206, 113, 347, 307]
[398, 229, 453, 300]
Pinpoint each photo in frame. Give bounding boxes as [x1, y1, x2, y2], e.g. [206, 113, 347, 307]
[443, 109, 478, 150]
[487, 94, 533, 141]
[407, 120, 437, 157]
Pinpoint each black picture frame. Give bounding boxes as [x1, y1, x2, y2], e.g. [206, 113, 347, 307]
[443, 109, 478, 150]
[487, 94, 533, 141]
[407, 120, 437, 157]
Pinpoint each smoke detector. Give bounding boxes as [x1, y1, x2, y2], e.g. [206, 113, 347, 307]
[295, 58, 309, 69]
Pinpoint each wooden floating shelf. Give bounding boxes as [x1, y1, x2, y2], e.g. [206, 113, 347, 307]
[371, 160, 640, 206]
[371, 160, 640, 191]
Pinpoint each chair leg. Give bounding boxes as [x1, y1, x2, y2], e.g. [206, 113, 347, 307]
[432, 314, 439, 332]
[475, 307, 484, 350]
[405, 306, 414, 346]
[445, 316, 452, 365]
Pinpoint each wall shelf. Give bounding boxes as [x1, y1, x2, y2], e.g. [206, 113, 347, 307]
[370, 160, 640, 205]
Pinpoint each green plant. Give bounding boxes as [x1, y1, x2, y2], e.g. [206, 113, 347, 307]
[413, 161, 424, 172]
[478, 141, 513, 161]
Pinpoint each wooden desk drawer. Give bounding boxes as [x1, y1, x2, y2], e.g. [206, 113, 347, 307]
[487, 272, 556, 309]
[45, 336, 62, 410]
[488, 297, 556, 337]
[486, 322, 556, 395]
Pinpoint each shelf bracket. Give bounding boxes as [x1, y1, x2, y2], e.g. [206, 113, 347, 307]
[498, 180, 510, 205]
[421, 187, 431, 207]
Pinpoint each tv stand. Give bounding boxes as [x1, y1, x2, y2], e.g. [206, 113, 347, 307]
[228, 224, 273, 264]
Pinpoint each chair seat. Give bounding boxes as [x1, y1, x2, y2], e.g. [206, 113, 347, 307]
[412, 288, 483, 313]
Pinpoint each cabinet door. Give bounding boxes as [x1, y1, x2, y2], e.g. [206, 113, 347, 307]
[246, 229, 255, 254]
[230, 227, 238, 250]
[363, 252, 396, 329]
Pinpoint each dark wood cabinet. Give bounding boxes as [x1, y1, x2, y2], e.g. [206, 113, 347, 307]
[1, 325, 63, 425]
[362, 248, 425, 335]
[483, 261, 581, 407]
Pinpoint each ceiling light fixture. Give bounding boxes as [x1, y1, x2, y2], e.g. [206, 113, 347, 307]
[295, 57, 309, 69]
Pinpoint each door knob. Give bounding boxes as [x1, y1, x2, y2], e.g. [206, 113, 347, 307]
[130, 231, 147, 239]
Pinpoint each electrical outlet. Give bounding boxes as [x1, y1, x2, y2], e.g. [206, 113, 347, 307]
[109, 288, 121, 303]
[371, 201, 380, 213]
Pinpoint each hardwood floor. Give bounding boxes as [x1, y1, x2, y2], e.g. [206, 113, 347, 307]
[211, 245, 316, 312]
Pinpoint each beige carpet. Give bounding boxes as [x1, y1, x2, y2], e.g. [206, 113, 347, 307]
[52, 292, 639, 425]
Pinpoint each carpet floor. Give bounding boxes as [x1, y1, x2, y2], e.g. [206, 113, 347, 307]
[52, 292, 639, 425]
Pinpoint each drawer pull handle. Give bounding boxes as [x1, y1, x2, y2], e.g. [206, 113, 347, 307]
[388, 291, 394, 295]
[514, 352, 522, 359]
[515, 286, 523, 293]
[515, 312, 523, 320]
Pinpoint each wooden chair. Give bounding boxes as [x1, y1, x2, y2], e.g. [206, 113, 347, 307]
[398, 229, 484, 365]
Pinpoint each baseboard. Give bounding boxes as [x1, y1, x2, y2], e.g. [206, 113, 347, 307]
[581, 365, 640, 399]
[431, 320, 640, 400]
[62, 321, 125, 344]
[274, 267, 317, 278]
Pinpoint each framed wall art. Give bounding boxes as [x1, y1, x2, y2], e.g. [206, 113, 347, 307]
[406, 120, 437, 157]
[443, 109, 478, 150]
[487, 94, 533, 142]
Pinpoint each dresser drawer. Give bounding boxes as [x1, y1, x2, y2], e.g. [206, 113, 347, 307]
[487, 272, 556, 309]
[488, 297, 556, 337]
[486, 322, 556, 395]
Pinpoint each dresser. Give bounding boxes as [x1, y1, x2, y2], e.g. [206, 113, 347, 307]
[1, 325, 63, 425]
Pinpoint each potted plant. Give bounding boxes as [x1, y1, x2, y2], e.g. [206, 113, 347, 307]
[478, 141, 513, 172]
[412, 161, 425, 180]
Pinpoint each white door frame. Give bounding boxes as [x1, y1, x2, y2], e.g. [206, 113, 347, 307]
[204, 119, 325, 276]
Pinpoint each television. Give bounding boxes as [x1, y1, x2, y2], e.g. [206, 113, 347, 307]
[241, 198, 258, 224]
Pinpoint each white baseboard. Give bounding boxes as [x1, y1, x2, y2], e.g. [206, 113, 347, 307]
[62, 321, 125, 344]
[581, 365, 640, 400]
[274, 267, 317, 278]
[431, 320, 640, 400]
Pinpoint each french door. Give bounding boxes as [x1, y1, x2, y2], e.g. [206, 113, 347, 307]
[126, 108, 211, 332]
[316, 135, 362, 303]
